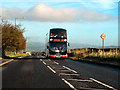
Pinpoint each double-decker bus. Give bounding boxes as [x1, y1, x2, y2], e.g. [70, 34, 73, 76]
[46, 28, 69, 58]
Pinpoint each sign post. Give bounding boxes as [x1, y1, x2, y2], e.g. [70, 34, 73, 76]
[100, 33, 106, 57]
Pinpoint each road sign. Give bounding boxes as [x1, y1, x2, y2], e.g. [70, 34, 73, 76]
[100, 34, 106, 39]
[100, 33, 106, 57]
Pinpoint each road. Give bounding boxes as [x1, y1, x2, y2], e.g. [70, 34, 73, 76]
[1, 56, 120, 89]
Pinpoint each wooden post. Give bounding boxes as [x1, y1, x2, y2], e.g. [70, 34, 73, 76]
[102, 39, 104, 57]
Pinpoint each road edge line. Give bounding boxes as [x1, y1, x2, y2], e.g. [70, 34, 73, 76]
[42, 61, 46, 65]
[0, 59, 14, 66]
[90, 78, 117, 90]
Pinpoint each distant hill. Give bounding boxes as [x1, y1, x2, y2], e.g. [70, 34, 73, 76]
[104, 46, 118, 48]
[26, 42, 46, 52]
[26, 42, 98, 52]
[69, 43, 100, 49]
[26, 42, 118, 52]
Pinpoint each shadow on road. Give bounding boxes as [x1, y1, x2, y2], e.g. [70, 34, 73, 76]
[2, 56, 65, 60]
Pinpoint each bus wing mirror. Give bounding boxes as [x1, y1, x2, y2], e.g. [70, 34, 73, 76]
[68, 43, 70, 46]
[47, 46, 49, 49]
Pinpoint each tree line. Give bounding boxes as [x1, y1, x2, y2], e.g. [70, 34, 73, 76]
[0, 21, 26, 58]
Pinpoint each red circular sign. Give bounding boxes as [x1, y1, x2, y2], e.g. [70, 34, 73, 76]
[100, 34, 106, 39]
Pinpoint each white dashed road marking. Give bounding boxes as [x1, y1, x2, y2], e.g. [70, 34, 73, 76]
[54, 61, 59, 65]
[67, 79, 93, 82]
[40, 59, 46, 65]
[40, 59, 42, 61]
[39, 59, 117, 90]
[42, 61, 46, 65]
[0, 59, 14, 66]
[90, 78, 117, 90]
[59, 73, 79, 76]
[63, 65, 77, 73]
[47, 66, 56, 73]
[62, 78, 77, 90]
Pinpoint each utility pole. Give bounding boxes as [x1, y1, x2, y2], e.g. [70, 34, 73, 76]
[0, 16, 9, 58]
[0, 16, 8, 25]
[15, 17, 24, 28]
[102, 39, 104, 56]
[45, 33, 48, 56]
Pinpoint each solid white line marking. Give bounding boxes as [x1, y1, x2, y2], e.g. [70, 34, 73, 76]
[54, 61, 59, 65]
[47, 66, 56, 73]
[90, 78, 117, 90]
[42, 61, 46, 65]
[62, 78, 77, 90]
[0, 59, 14, 66]
[63, 66, 77, 73]
[59, 73, 79, 76]
[67, 79, 93, 82]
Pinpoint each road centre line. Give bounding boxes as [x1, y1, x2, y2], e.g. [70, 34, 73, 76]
[42, 61, 46, 65]
[40, 59, 42, 61]
[47, 66, 56, 73]
[90, 78, 117, 90]
[0, 59, 14, 66]
[67, 79, 93, 82]
[59, 73, 79, 76]
[62, 78, 77, 90]
[54, 61, 59, 65]
[63, 66, 77, 73]
[40, 59, 46, 65]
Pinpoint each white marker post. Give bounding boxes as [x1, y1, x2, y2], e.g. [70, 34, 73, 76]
[100, 33, 106, 57]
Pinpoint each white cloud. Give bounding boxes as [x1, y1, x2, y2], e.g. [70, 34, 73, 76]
[26, 3, 78, 22]
[0, 3, 117, 22]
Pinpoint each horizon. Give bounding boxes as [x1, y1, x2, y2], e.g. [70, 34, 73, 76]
[26, 41, 119, 52]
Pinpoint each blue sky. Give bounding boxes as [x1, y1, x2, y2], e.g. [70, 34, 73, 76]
[0, 0, 119, 48]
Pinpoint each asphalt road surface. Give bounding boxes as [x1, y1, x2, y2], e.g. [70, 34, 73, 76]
[1, 56, 120, 89]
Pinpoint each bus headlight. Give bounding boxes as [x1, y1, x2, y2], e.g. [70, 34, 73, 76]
[64, 39, 67, 41]
[50, 39, 53, 41]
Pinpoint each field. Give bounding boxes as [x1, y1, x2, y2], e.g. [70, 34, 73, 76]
[68, 48, 120, 67]
[5, 52, 27, 58]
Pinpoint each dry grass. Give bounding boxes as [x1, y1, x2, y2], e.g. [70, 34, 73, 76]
[7, 53, 27, 57]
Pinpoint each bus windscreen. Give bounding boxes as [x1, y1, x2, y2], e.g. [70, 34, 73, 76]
[50, 42, 67, 51]
[50, 29, 67, 38]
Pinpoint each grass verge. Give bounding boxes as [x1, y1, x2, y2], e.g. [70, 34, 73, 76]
[69, 56, 119, 68]
[7, 53, 27, 58]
